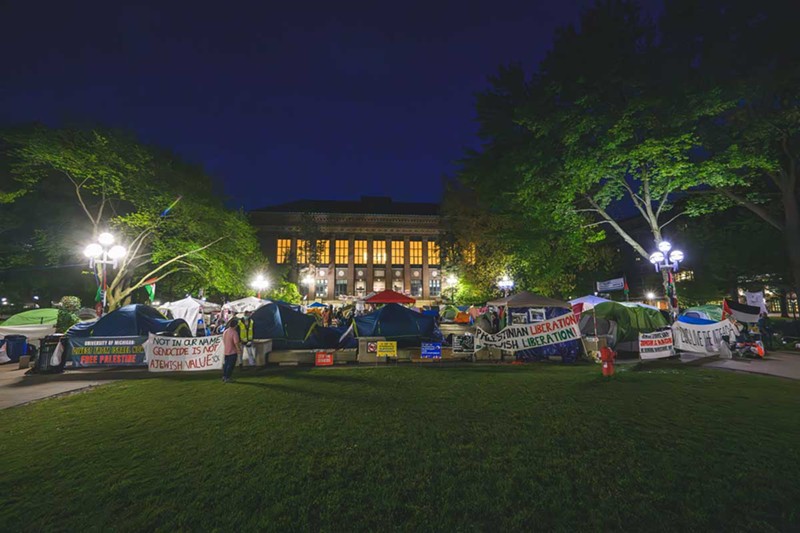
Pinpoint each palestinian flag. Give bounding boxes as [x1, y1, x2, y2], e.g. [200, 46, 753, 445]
[623, 278, 630, 299]
[95, 286, 103, 303]
[144, 278, 158, 302]
[723, 299, 760, 324]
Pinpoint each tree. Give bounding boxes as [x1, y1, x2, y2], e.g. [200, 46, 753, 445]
[265, 279, 303, 305]
[2, 125, 265, 309]
[660, 0, 800, 294]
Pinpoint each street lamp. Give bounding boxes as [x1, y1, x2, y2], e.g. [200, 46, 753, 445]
[251, 274, 270, 299]
[84, 232, 127, 312]
[646, 291, 656, 301]
[498, 274, 514, 297]
[649, 240, 684, 318]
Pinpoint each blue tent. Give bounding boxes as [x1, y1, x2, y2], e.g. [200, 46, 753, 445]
[353, 303, 444, 347]
[68, 304, 191, 337]
[308, 302, 326, 308]
[252, 302, 317, 342]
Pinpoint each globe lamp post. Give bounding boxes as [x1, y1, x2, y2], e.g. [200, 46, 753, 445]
[498, 274, 515, 297]
[649, 240, 684, 318]
[251, 274, 270, 299]
[84, 232, 127, 312]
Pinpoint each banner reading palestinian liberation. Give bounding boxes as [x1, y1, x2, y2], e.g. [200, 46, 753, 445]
[596, 277, 625, 292]
[69, 336, 148, 367]
[671, 319, 740, 355]
[145, 333, 224, 372]
[638, 330, 674, 360]
[475, 313, 580, 352]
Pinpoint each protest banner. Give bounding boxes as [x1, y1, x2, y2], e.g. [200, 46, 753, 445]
[145, 334, 224, 372]
[421, 342, 442, 359]
[475, 313, 580, 352]
[638, 330, 674, 360]
[452, 335, 474, 354]
[596, 277, 624, 292]
[69, 336, 148, 367]
[671, 319, 740, 355]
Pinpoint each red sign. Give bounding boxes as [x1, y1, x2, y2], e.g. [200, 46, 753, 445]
[367, 342, 377, 353]
[315, 351, 334, 366]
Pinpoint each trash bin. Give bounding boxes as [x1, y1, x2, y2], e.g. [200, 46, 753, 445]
[4, 335, 28, 363]
[34, 334, 67, 374]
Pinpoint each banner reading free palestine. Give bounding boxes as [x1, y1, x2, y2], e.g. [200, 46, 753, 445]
[475, 313, 580, 352]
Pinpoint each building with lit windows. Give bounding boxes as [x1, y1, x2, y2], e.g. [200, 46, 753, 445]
[251, 197, 454, 303]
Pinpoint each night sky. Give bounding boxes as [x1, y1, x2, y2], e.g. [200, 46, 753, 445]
[2, 0, 660, 210]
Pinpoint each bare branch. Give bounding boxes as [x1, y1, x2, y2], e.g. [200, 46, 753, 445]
[130, 237, 224, 291]
[720, 189, 784, 231]
[659, 211, 687, 230]
[586, 196, 649, 258]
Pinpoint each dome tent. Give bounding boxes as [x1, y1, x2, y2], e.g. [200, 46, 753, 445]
[1, 308, 58, 326]
[579, 301, 668, 352]
[158, 297, 221, 336]
[353, 303, 443, 347]
[68, 304, 192, 337]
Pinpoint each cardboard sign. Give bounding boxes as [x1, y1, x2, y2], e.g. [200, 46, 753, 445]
[421, 342, 442, 359]
[69, 336, 148, 367]
[146, 334, 224, 372]
[377, 341, 397, 357]
[638, 330, 674, 360]
[452, 335, 475, 353]
[315, 351, 334, 366]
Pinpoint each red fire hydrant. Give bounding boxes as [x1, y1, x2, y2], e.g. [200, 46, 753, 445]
[600, 346, 616, 377]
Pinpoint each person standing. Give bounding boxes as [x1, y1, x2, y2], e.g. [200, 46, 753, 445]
[222, 317, 240, 383]
[758, 312, 773, 350]
[238, 310, 255, 367]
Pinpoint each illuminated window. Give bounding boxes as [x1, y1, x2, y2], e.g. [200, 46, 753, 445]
[464, 243, 476, 265]
[296, 239, 309, 264]
[335, 240, 349, 264]
[429, 278, 441, 297]
[354, 240, 368, 264]
[410, 279, 422, 297]
[391, 240, 404, 265]
[409, 241, 422, 264]
[335, 279, 348, 297]
[317, 240, 330, 264]
[675, 270, 694, 282]
[315, 278, 328, 298]
[276, 239, 291, 264]
[427, 241, 440, 266]
[373, 240, 386, 264]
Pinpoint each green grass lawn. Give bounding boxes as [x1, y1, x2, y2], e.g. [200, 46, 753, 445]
[2, 364, 799, 531]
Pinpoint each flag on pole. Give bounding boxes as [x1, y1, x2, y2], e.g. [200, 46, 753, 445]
[623, 277, 630, 300]
[95, 286, 103, 302]
[144, 278, 158, 302]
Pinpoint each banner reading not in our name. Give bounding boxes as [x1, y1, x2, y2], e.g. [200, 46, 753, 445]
[638, 330, 674, 360]
[671, 319, 740, 356]
[475, 313, 580, 352]
[145, 333, 224, 372]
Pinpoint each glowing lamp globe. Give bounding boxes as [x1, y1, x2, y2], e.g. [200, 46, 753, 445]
[108, 245, 127, 260]
[84, 243, 103, 258]
[649, 251, 664, 264]
[669, 250, 684, 263]
[657, 241, 671, 253]
[98, 232, 115, 246]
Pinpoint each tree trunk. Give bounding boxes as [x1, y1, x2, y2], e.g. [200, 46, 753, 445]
[782, 190, 800, 313]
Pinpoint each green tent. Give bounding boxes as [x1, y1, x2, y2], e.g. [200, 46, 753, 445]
[582, 302, 668, 348]
[1, 308, 59, 326]
[682, 305, 723, 322]
[442, 305, 459, 321]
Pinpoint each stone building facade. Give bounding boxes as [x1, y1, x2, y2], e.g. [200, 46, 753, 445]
[251, 196, 452, 304]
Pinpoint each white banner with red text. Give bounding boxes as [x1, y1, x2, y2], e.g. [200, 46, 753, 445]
[475, 313, 580, 352]
[638, 330, 674, 360]
[145, 333, 224, 372]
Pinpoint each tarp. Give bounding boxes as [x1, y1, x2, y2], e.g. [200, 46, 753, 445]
[0, 324, 56, 342]
[308, 302, 326, 308]
[1, 308, 58, 326]
[682, 305, 723, 322]
[68, 304, 192, 338]
[222, 297, 269, 314]
[365, 290, 416, 304]
[580, 301, 669, 352]
[488, 291, 570, 309]
[353, 303, 443, 346]
[158, 297, 221, 336]
[568, 295, 611, 311]
[677, 315, 717, 325]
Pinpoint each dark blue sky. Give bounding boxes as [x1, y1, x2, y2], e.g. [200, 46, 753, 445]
[2, 0, 660, 210]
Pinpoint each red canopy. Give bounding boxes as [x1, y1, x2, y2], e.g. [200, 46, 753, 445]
[365, 290, 416, 304]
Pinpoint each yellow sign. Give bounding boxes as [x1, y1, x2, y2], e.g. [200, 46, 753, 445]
[377, 341, 397, 358]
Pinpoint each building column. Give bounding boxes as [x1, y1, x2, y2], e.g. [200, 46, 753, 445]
[326, 239, 335, 301]
[348, 236, 355, 298]
[403, 237, 411, 293]
[422, 237, 430, 299]
[366, 238, 374, 293]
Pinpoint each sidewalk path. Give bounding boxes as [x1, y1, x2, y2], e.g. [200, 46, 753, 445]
[703, 350, 800, 380]
[0, 364, 118, 409]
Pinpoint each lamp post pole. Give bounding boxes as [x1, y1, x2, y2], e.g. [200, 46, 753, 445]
[84, 232, 126, 314]
[648, 240, 684, 322]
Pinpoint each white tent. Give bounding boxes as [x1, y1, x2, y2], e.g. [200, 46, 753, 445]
[159, 297, 221, 336]
[221, 297, 269, 314]
[568, 295, 612, 310]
